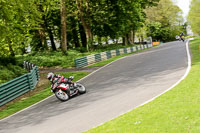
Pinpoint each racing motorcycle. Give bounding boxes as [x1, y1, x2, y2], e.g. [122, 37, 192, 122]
[50, 76, 86, 101]
[180, 35, 185, 42]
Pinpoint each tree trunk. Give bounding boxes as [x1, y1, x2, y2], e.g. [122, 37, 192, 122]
[21, 42, 26, 55]
[129, 31, 134, 44]
[115, 39, 118, 44]
[123, 36, 128, 46]
[141, 35, 144, 44]
[126, 34, 131, 44]
[78, 21, 87, 48]
[38, 28, 48, 50]
[132, 30, 135, 44]
[105, 37, 109, 45]
[61, 0, 67, 55]
[44, 18, 56, 51]
[71, 17, 80, 48]
[38, 4, 48, 50]
[36, 30, 43, 49]
[97, 36, 102, 46]
[76, 0, 92, 51]
[73, 30, 81, 48]
[123, 37, 125, 45]
[48, 27, 57, 51]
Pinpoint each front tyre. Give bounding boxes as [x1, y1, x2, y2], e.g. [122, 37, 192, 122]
[55, 89, 69, 101]
[76, 83, 86, 94]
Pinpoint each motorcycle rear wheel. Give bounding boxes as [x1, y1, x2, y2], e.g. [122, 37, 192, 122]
[55, 89, 69, 101]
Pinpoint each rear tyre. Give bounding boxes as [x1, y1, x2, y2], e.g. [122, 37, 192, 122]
[76, 83, 86, 94]
[55, 89, 69, 101]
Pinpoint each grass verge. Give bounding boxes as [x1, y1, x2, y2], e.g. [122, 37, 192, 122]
[0, 72, 89, 120]
[85, 38, 200, 133]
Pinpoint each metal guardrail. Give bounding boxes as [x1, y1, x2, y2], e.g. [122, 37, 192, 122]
[74, 44, 153, 68]
[0, 62, 40, 106]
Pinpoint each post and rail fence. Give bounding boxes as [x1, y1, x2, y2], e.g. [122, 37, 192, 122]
[0, 61, 40, 106]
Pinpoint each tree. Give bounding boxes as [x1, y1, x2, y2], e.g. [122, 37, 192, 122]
[145, 0, 184, 41]
[0, 0, 41, 57]
[60, 0, 67, 54]
[188, 0, 200, 35]
[75, 0, 93, 51]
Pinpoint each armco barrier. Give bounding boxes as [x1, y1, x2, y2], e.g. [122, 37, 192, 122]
[0, 66, 40, 106]
[74, 44, 153, 68]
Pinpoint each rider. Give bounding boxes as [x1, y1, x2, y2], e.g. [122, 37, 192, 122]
[47, 72, 73, 89]
[179, 32, 185, 41]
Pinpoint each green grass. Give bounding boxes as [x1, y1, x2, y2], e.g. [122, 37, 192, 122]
[85, 38, 200, 133]
[0, 72, 89, 120]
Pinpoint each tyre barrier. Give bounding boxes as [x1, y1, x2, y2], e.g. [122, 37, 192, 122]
[74, 44, 153, 68]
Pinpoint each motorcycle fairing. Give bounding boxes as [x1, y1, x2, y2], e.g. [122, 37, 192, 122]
[57, 84, 69, 90]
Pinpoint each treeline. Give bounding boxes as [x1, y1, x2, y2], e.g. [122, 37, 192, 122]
[0, 0, 185, 57]
[188, 0, 200, 35]
[145, 0, 187, 42]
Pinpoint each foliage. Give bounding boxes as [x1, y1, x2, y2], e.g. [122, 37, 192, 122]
[16, 44, 139, 68]
[0, 64, 27, 84]
[0, 0, 41, 57]
[145, 0, 185, 42]
[188, 0, 200, 35]
[0, 56, 27, 84]
[0, 0, 160, 57]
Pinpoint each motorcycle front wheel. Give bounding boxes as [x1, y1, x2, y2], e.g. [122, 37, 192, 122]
[76, 83, 86, 94]
[55, 89, 69, 101]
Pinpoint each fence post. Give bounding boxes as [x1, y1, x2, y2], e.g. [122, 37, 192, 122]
[27, 73, 34, 90]
[23, 61, 26, 69]
[36, 66, 40, 81]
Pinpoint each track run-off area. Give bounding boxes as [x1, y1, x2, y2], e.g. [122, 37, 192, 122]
[0, 40, 190, 133]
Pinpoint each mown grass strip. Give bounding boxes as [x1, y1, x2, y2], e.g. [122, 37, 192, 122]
[85, 38, 200, 133]
[0, 72, 89, 120]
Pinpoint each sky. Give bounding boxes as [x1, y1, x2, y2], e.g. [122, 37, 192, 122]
[175, 0, 191, 18]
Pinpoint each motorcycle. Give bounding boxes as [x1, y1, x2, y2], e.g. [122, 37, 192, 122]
[181, 36, 185, 42]
[180, 35, 185, 42]
[50, 76, 86, 101]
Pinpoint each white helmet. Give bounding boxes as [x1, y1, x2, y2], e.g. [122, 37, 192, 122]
[47, 72, 54, 81]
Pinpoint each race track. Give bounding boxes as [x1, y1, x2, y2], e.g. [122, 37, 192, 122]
[0, 41, 189, 133]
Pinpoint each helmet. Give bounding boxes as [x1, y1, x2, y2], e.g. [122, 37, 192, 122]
[47, 72, 54, 81]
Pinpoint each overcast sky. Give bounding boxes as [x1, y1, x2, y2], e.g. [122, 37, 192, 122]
[175, 0, 191, 18]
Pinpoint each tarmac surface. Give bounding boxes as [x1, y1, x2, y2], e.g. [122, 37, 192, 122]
[0, 41, 189, 133]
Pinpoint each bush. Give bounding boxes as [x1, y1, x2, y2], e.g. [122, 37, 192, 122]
[0, 57, 16, 66]
[0, 64, 27, 84]
[16, 44, 137, 68]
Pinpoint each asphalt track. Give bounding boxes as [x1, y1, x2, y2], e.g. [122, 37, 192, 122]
[0, 41, 189, 133]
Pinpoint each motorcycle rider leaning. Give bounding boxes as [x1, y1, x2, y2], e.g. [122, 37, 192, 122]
[180, 32, 185, 40]
[47, 72, 74, 90]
